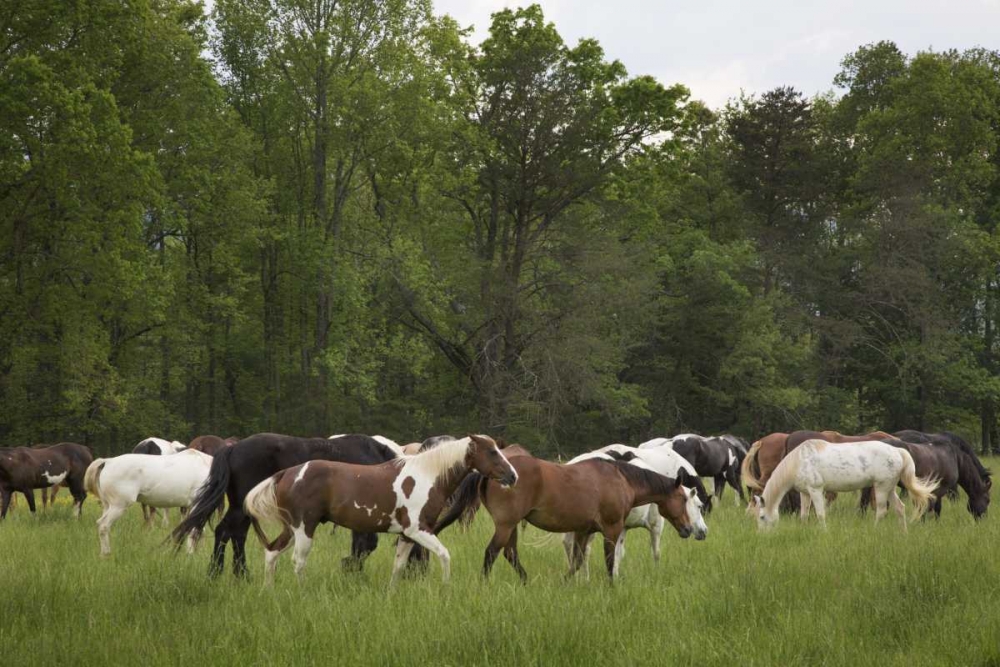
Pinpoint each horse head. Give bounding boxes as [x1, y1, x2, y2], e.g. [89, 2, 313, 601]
[753, 494, 777, 530]
[467, 434, 517, 487]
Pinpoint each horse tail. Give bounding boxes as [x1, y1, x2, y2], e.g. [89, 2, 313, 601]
[898, 449, 939, 521]
[170, 445, 233, 548]
[742, 440, 763, 492]
[433, 472, 485, 535]
[84, 459, 107, 498]
[244, 472, 287, 546]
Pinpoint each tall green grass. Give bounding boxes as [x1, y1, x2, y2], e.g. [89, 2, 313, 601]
[2, 461, 998, 666]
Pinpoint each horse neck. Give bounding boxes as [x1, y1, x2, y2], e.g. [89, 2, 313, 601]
[761, 450, 799, 515]
[954, 450, 988, 498]
[409, 438, 472, 495]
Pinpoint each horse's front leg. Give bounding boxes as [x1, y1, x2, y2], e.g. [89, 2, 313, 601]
[808, 490, 827, 528]
[406, 528, 452, 583]
[0, 487, 12, 519]
[483, 522, 515, 580]
[601, 524, 624, 582]
[24, 490, 37, 514]
[799, 492, 812, 521]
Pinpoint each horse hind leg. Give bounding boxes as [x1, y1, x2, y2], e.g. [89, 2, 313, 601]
[390, 538, 416, 587]
[0, 488, 12, 519]
[262, 527, 294, 586]
[713, 475, 725, 501]
[889, 490, 907, 532]
[808, 490, 827, 529]
[291, 523, 316, 581]
[24, 491, 37, 514]
[650, 511, 664, 563]
[799, 492, 813, 521]
[483, 523, 516, 580]
[872, 486, 890, 525]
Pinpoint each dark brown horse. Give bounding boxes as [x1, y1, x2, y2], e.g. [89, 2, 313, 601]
[244, 434, 518, 584]
[893, 431, 991, 518]
[0, 443, 93, 519]
[859, 438, 956, 517]
[439, 455, 697, 583]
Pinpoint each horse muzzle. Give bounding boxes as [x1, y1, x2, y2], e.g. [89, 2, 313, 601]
[677, 525, 692, 539]
[497, 471, 518, 488]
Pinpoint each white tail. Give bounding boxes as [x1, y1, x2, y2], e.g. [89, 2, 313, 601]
[243, 475, 286, 545]
[84, 459, 106, 498]
[898, 449, 939, 521]
[742, 440, 762, 491]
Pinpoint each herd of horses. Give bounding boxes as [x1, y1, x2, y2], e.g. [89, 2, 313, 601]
[0, 428, 990, 584]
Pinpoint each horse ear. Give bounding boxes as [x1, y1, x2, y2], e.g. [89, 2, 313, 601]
[754, 494, 764, 508]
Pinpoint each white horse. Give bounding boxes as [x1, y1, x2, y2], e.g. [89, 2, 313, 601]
[753, 439, 939, 531]
[132, 436, 188, 526]
[564, 444, 708, 577]
[84, 449, 214, 556]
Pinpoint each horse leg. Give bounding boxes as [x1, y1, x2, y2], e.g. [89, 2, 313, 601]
[613, 532, 626, 578]
[502, 526, 528, 585]
[483, 522, 515, 580]
[67, 479, 85, 518]
[713, 475, 725, 501]
[872, 486, 889, 525]
[161, 507, 171, 528]
[142, 504, 153, 528]
[404, 530, 452, 583]
[263, 526, 294, 586]
[231, 514, 252, 579]
[651, 511, 664, 563]
[799, 492, 812, 521]
[390, 538, 416, 586]
[726, 466, 745, 506]
[209, 509, 236, 578]
[565, 532, 588, 579]
[808, 490, 827, 529]
[859, 487, 872, 514]
[562, 533, 575, 570]
[24, 490, 37, 514]
[0, 487, 11, 519]
[602, 525, 624, 581]
[97, 502, 129, 557]
[41, 487, 49, 510]
[889, 490, 907, 532]
[581, 534, 595, 580]
[291, 522, 316, 581]
[344, 531, 378, 572]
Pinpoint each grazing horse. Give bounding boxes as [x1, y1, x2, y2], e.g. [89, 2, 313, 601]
[132, 437, 187, 527]
[171, 433, 411, 578]
[244, 434, 517, 585]
[753, 440, 938, 531]
[85, 449, 214, 556]
[0, 443, 93, 519]
[669, 435, 746, 506]
[894, 431, 991, 518]
[858, 438, 960, 519]
[439, 455, 697, 582]
[563, 446, 708, 574]
[188, 435, 233, 457]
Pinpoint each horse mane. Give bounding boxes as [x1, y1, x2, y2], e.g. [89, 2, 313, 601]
[398, 437, 472, 486]
[603, 460, 678, 498]
[938, 432, 991, 484]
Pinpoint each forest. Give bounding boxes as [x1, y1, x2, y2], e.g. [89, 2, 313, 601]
[3, 0, 1000, 456]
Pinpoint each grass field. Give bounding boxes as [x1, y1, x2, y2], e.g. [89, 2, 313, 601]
[2, 460, 999, 666]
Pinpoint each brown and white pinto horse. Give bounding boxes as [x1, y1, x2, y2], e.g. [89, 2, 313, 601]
[438, 455, 697, 583]
[0, 443, 93, 519]
[244, 435, 517, 585]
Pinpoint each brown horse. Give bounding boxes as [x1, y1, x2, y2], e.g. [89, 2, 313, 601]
[0, 443, 93, 519]
[188, 435, 234, 457]
[244, 434, 517, 585]
[439, 455, 698, 583]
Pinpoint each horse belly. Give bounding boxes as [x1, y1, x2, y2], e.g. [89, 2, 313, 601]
[328, 500, 393, 533]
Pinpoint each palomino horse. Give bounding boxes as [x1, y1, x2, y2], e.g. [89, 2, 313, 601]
[171, 434, 414, 578]
[0, 443, 93, 519]
[132, 437, 187, 527]
[893, 431, 991, 518]
[244, 434, 517, 585]
[753, 440, 938, 531]
[563, 446, 708, 575]
[439, 455, 697, 582]
[84, 449, 214, 556]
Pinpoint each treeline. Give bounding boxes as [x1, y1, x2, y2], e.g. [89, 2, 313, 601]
[2, 1, 1000, 456]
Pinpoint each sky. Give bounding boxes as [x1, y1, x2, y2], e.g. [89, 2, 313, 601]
[433, 0, 1000, 108]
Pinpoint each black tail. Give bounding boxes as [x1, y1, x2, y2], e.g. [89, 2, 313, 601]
[170, 445, 233, 549]
[433, 472, 486, 535]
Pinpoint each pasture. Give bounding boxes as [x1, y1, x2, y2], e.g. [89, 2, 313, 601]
[2, 463, 998, 667]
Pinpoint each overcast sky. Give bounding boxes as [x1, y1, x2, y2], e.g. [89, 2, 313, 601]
[433, 0, 1000, 108]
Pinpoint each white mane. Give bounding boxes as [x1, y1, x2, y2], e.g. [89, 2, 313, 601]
[396, 436, 469, 477]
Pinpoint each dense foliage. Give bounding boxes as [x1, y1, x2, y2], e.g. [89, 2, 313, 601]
[3, 1, 1000, 455]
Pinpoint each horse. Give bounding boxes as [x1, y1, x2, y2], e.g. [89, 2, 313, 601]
[84, 449, 214, 556]
[244, 434, 516, 585]
[669, 435, 746, 506]
[858, 438, 960, 519]
[562, 446, 708, 575]
[0, 443, 93, 519]
[188, 435, 233, 457]
[752, 440, 938, 531]
[170, 433, 415, 578]
[894, 431, 991, 518]
[438, 455, 697, 582]
[132, 437, 188, 527]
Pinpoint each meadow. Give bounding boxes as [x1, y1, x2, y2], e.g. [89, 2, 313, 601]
[2, 463, 999, 667]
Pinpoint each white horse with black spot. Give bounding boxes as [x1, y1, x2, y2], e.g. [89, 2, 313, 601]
[131, 436, 188, 526]
[84, 449, 214, 556]
[753, 439, 939, 531]
[564, 444, 709, 577]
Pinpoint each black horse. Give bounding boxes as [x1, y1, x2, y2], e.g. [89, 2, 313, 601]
[893, 430, 991, 519]
[170, 433, 422, 578]
[669, 435, 745, 506]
